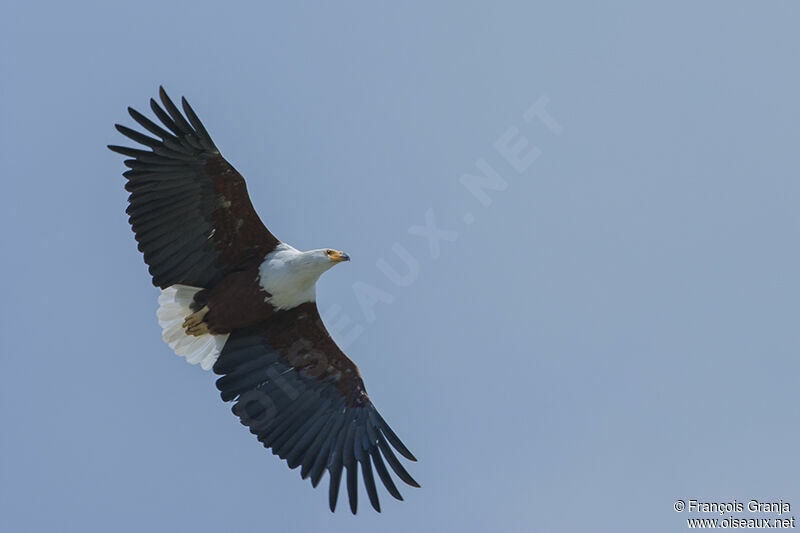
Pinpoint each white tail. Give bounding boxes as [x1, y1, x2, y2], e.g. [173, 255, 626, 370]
[156, 285, 229, 371]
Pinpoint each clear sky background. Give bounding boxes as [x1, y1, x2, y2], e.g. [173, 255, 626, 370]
[2, 2, 799, 532]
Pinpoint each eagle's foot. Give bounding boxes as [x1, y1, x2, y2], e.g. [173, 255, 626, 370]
[183, 306, 210, 336]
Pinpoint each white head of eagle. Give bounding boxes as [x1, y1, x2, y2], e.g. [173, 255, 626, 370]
[258, 243, 350, 310]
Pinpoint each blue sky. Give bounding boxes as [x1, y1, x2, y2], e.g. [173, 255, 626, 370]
[2, 2, 799, 532]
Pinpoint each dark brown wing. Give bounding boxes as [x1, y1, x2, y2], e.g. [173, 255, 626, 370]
[109, 87, 279, 288]
[213, 302, 419, 513]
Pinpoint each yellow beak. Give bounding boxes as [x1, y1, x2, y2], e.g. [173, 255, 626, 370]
[329, 250, 350, 263]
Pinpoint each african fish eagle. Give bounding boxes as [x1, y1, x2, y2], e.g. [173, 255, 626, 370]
[108, 87, 418, 514]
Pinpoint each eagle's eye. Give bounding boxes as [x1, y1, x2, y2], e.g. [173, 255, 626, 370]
[326, 249, 333, 255]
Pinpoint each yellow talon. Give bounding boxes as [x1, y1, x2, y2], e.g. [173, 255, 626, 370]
[182, 306, 210, 336]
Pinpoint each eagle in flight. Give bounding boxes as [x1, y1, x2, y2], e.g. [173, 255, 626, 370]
[109, 88, 418, 514]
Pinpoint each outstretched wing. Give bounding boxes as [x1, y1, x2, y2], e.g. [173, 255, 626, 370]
[213, 302, 419, 513]
[109, 87, 279, 288]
